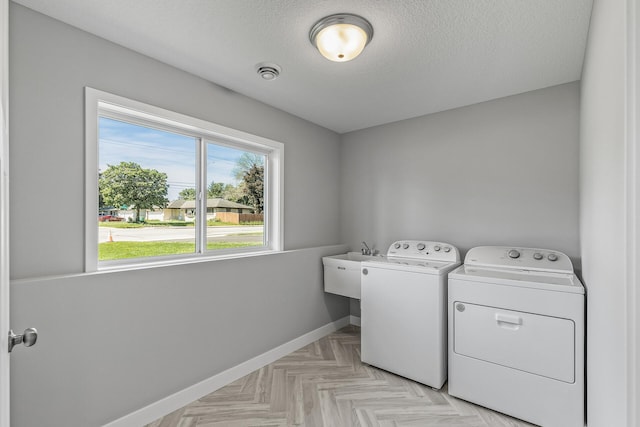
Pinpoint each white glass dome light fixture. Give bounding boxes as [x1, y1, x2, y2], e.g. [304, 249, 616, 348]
[309, 13, 374, 62]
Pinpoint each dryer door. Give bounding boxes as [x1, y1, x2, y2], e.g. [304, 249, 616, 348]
[453, 302, 575, 383]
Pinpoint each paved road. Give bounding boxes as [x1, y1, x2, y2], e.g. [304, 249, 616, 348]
[99, 225, 263, 243]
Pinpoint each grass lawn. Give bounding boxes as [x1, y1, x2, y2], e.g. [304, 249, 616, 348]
[99, 220, 263, 228]
[99, 241, 263, 261]
[99, 221, 194, 228]
[208, 220, 264, 226]
[98, 222, 146, 228]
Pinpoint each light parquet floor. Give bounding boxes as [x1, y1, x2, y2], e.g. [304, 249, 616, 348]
[147, 326, 536, 427]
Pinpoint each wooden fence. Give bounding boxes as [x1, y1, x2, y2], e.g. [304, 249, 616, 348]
[215, 212, 264, 224]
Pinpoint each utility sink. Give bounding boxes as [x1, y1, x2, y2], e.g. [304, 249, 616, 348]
[325, 252, 378, 263]
[322, 252, 382, 299]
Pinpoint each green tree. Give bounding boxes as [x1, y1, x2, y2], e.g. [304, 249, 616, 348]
[178, 183, 242, 201]
[99, 162, 169, 222]
[98, 172, 105, 208]
[207, 181, 225, 198]
[232, 153, 265, 181]
[242, 164, 264, 213]
[178, 188, 196, 200]
[221, 183, 245, 204]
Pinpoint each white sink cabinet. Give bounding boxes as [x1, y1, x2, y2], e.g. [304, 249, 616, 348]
[322, 252, 380, 299]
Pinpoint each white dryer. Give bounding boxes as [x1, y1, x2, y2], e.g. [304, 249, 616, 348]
[448, 246, 585, 427]
[361, 240, 460, 389]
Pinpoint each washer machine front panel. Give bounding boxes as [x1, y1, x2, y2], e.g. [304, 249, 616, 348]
[361, 240, 461, 389]
[362, 266, 448, 387]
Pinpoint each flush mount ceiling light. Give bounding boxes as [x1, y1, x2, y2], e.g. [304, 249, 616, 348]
[309, 13, 373, 62]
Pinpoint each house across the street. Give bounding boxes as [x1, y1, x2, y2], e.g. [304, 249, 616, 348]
[164, 198, 256, 223]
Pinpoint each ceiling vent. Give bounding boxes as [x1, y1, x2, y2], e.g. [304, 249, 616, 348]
[256, 63, 281, 81]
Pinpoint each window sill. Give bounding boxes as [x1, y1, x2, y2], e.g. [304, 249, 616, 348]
[96, 248, 281, 274]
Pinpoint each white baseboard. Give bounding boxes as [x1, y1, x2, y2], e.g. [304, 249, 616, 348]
[103, 316, 352, 427]
[350, 315, 361, 326]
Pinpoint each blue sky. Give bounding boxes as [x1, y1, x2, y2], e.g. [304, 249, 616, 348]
[99, 117, 248, 201]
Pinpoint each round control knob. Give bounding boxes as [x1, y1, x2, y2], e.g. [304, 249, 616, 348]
[508, 249, 521, 259]
[547, 253, 558, 262]
[533, 253, 543, 260]
[434, 245, 441, 251]
[443, 247, 451, 253]
[394, 243, 401, 249]
[417, 243, 426, 251]
[402, 243, 409, 249]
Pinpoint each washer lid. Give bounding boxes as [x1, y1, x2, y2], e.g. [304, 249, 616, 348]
[449, 264, 584, 294]
[362, 257, 459, 274]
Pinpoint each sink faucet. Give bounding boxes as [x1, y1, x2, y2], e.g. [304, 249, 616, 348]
[361, 241, 372, 255]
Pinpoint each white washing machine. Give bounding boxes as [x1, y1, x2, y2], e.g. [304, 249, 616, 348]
[448, 246, 585, 427]
[361, 240, 461, 388]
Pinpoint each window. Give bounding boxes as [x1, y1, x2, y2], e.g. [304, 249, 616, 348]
[85, 88, 283, 271]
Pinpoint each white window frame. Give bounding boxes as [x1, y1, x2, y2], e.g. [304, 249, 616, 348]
[85, 87, 283, 272]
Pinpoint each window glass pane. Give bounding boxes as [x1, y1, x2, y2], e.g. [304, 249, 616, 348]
[205, 142, 265, 251]
[98, 117, 197, 261]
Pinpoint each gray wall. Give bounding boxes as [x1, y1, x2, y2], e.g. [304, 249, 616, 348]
[11, 245, 348, 427]
[340, 82, 581, 266]
[580, 0, 628, 425]
[9, 4, 347, 426]
[9, 3, 342, 279]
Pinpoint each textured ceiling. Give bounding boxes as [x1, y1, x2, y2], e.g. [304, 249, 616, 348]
[12, 0, 593, 134]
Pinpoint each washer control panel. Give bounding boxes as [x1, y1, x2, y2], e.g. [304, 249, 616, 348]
[387, 240, 460, 263]
[464, 246, 574, 273]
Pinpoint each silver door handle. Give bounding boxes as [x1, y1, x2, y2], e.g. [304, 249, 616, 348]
[8, 328, 38, 352]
